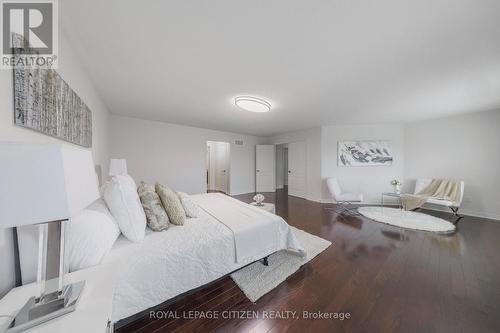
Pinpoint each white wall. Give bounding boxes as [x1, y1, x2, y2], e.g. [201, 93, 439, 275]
[321, 124, 405, 203]
[269, 115, 499, 221]
[109, 115, 266, 196]
[404, 109, 500, 220]
[268, 128, 322, 202]
[0, 32, 111, 297]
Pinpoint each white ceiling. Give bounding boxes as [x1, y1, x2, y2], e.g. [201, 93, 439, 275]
[62, 0, 500, 136]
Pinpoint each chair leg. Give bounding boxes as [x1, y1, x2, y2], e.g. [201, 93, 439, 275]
[450, 207, 464, 224]
[325, 202, 360, 216]
[324, 205, 342, 214]
[340, 202, 361, 216]
[325, 204, 343, 213]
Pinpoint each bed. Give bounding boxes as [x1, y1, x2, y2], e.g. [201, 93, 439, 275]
[103, 193, 304, 324]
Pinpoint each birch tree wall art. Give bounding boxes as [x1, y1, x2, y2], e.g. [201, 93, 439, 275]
[13, 54, 92, 148]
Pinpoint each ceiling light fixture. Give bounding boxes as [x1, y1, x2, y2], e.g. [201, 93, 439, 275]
[235, 96, 271, 113]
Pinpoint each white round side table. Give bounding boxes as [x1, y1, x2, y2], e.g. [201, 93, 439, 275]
[250, 202, 276, 214]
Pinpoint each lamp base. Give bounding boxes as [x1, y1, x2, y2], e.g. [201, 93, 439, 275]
[7, 280, 85, 333]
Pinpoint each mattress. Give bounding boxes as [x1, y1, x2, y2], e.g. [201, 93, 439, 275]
[104, 193, 303, 322]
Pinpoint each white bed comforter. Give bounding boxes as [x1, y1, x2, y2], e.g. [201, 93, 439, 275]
[192, 193, 303, 263]
[105, 193, 304, 322]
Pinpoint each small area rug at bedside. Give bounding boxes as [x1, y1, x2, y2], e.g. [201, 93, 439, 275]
[231, 227, 331, 302]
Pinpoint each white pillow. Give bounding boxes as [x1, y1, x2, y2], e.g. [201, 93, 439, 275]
[177, 192, 199, 218]
[17, 199, 120, 284]
[65, 209, 120, 272]
[103, 175, 146, 242]
[87, 198, 120, 229]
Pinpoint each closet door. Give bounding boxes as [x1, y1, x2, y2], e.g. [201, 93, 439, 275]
[256, 145, 276, 192]
[214, 142, 230, 194]
[288, 141, 306, 198]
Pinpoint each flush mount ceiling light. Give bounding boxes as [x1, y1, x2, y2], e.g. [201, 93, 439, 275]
[235, 96, 271, 113]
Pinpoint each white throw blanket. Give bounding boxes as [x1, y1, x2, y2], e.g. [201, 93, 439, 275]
[192, 193, 305, 263]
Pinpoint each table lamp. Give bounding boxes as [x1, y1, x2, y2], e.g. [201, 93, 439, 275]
[0, 142, 100, 332]
[109, 158, 127, 176]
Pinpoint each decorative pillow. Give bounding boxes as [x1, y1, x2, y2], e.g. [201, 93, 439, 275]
[65, 209, 120, 272]
[155, 183, 186, 225]
[177, 192, 199, 218]
[138, 182, 170, 231]
[103, 175, 147, 242]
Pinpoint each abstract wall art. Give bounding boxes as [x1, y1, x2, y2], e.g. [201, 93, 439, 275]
[338, 140, 393, 166]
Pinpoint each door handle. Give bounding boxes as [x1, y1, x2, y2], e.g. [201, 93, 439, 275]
[256, 169, 260, 172]
[288, 170, 291, 173]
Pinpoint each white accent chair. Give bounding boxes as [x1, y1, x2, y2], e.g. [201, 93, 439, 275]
[414, 179, 465, 218]
[326, 178, 364, 215]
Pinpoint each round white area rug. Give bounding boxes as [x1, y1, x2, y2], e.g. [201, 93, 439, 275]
[358, 206, 456, 233]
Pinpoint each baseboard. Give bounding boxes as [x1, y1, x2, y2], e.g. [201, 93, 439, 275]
[305, 196, 322, 203]
[230, 189, 255, 196]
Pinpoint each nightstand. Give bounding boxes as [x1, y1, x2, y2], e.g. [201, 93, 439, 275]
[0, 264, 115, 333]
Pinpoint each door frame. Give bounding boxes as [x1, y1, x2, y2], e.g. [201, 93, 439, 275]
[206, 141, 231, 194]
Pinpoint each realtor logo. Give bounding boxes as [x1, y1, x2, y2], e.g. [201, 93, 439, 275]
[1, 0, 58, 69]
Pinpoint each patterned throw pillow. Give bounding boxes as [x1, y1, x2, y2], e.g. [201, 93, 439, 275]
[177, 192, 199, 218]
[155, 183, 186, 225]
[137, 182, 170, 231]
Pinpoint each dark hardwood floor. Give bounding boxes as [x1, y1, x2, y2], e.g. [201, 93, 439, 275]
[116, 189, 500, 333]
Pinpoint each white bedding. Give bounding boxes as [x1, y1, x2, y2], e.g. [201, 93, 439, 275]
[192, 193, 303, 263]
[105, 193, 304, 322]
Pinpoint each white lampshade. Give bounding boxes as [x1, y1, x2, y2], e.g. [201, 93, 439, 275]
[109, 158, 127, 176]
[0, 142, 100, 228]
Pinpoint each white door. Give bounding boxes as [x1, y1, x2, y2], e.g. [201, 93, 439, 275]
[215, 142, 230, 193]
[288, 141, 306, 198]
[275, 145, 284, 189]
[283, 148, 288, 186]
[207, 141, 230, 194]
[220, 143, 230, 193]
[256, 145, 276, 192]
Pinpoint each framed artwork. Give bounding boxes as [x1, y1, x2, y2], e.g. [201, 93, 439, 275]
[338, 140, 393, 166]
[12, 33, 92, 148]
